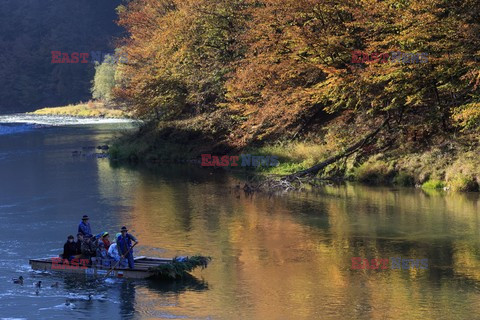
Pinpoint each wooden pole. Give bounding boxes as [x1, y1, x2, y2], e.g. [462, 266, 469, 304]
[104, 242, 137, 278]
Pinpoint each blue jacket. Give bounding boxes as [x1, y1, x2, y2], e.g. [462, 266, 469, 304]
[117, 233, 137, 256]
[78, 221, 93, 238]
[96, 239, 108, 260]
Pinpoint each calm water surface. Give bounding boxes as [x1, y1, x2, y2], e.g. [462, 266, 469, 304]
[0, 119, 480, 319]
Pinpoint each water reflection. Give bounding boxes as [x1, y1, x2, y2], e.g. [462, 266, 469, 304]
[1, 124, 480, 319]
[33, 272, 209, 319]
[119, 280, 136, 318]
[106, 165, 480, 319]
[146, 275, 209, 293]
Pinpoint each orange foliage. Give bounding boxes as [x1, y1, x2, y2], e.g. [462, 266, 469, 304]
[115, 0, 480, 145]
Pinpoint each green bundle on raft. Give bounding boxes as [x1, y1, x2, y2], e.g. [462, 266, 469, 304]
[148, 256, 212, 279]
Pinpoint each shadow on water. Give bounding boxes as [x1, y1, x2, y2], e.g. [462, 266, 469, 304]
[109, 161, 238, 184]
[60, 272, 209, 292]
[38, 272, 208, 318]
[145, 274, 209, 293]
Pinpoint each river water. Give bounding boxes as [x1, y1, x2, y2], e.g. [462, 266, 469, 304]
[0, 116, 479, 319]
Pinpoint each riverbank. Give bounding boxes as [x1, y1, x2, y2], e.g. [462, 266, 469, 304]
[103, 0, 479, 194]
[109, 111, 480, 193]
[251, 137, 480, 192]
[30, 101, 131, 119]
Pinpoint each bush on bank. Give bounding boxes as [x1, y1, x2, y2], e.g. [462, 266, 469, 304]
[421, 180, 445, 190]
[444, 155, 480, 192]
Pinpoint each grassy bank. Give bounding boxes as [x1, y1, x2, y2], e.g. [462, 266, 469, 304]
[30, 101, 130, 118]
[109, 110, 236, 163]
[109, 114, 480, 193]
[249, 142, 480, 192]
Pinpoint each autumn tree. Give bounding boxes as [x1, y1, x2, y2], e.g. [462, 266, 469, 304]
[115, 0, 248, 120]
[114, 0, 480, 161]
[225, 0, 360, 147]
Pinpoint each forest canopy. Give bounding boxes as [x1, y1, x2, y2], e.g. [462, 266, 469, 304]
[112, 0, 479, 149]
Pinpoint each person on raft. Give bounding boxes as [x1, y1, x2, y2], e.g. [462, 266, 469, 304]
[96, 232, 111, 267]
[81, 235, 96, 259]
[75, 233, 83, 255]
[107, 233, 121, 263]
[100, 232, 111, 250]
[62, 235, 77, 261]
[117, 226, 138, 269]
[78, 215, 93, 238]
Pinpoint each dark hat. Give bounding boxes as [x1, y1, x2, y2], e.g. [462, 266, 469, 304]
[67, 235, 74, 239]
[82, 215, 89, 220]
[120, 226, 128, 232]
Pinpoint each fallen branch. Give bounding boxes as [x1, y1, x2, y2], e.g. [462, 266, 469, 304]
[283, 116, 390, 182]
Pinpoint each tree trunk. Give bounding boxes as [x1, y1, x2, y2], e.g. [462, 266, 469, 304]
[283, 117, 390, 182]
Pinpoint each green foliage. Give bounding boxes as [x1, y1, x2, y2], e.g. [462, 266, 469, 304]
[109, 143, 144, 163]
[257, 162, 307, 176]
[422, 180, 445, 190]
[244, 142, 329, 175]
[109, 118, 219, 163]
[92, 56, 118, 103]
[149, 256, 212, 279]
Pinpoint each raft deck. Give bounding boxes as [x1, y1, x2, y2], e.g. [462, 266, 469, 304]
[29, 256, 174, 279]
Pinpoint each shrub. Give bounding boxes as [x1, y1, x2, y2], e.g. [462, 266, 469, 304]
[443, 155, 480, 192]
[448, 174, 479, 192]
[395, 148, 450, 184]
[354, 157, 394, 184]
[421, 180, 445, 190]
[393, 172, 415, 186]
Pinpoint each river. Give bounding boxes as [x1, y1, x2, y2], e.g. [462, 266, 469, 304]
[0, 115, 479, 319]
